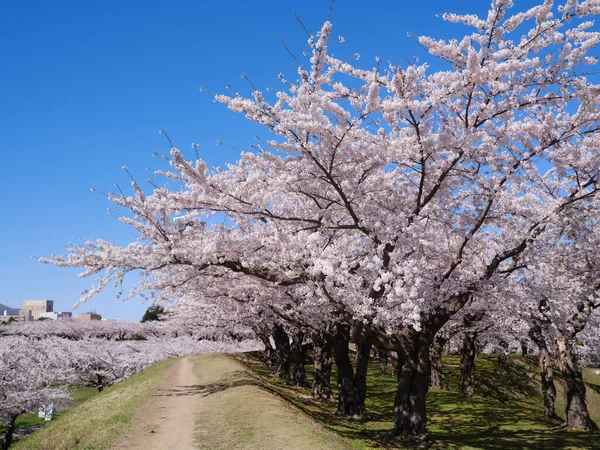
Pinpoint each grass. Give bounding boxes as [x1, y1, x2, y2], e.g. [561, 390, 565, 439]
[0, 387, 97, 437]
[11, 353, 600, 449]
[239, 352, 600, 450]
[555, 366, 600, 425]
[11, 358, 178, 450]
[191, 353, 349, 450]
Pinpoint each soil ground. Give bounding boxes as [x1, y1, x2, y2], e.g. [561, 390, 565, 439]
[113, 357, 201, 450]
[114, 354, 349, 450]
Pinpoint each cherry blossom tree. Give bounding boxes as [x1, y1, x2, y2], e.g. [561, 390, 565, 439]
[520, 242, 600, 430]
[41, 0, 600, 441]
[577, 315, 600, 367]
[0, 337, 72, 450]
[153, 270, 357, 406]
[1, 319, 261, 444]
[2, 319, 146, 341]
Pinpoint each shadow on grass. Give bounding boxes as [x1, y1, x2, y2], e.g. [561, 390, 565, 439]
[588, 383, 600, 396]
[427, 390, 600, 449]
[235, 351, 600, 450]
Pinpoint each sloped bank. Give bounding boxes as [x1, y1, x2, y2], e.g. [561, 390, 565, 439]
[11, 358, 178, 450]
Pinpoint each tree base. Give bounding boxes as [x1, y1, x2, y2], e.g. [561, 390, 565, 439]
[389, 428, 429, 446]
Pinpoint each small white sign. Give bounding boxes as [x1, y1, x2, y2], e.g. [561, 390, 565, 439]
[43, 404, 55, 421]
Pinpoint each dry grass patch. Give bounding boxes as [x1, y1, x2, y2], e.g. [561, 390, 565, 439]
[192, 353, 349, 450]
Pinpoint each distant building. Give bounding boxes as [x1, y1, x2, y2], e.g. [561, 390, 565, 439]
[1, 307, 20, 322]
[77, 312, 102, 321]
[39, 311, 73, 321]
[22, 300, 54, 320]
[19, 310, 33, 321]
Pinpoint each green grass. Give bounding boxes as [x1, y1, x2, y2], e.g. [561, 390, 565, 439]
[11, 358, 178, 450]
[0, 387, 98, 437]
[240, 352, 600, 450]
[0, 414, 43, 436]
[69, 387, 98, 404]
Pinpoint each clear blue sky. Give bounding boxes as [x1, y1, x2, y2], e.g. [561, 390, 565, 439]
[0, 1, 534, 320]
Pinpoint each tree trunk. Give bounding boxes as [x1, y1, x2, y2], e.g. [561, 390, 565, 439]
[258, 332, 275, 366]
[290, 330, 308, 387]
[554, 333, 597, 431]
[311, 331, 333, 399]
[94, 373, 106, 392]
[354, 342, 371, 414]
[392, 331, 430, 443]
[333, 323, 364, 416]
[1, 413, 18, 450]
[529, 324, 558, 421]
[459, 332, 477, 397]
[376, 348, 388, 373]
[520, 340, 529, 356]
[272, 323, 291, 380]
[430, 335, 447, 391]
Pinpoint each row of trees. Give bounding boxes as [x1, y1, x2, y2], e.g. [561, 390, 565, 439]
[0, 321, 259, 449]
[43, 0, 600, 443]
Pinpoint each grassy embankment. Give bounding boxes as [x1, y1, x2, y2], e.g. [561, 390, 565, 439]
[191, 353, 350, 450]
[10, 352, 600, 449]
[239, 352, 600, 450]
[10, 358, 178, 450]
[0, 387, 96, 437]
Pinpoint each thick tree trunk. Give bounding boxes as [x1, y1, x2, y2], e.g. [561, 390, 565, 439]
[529, 324, 558, 421]
[376, 348, 388, 374]
[333, 324, 364, 416]
[272, 324, 291, 380]
[311, 331, 333, 399]
[554, 334, 597, 431]
[290, 330, 308, 387]
[1, 413, 18, 450]
[430, 335, 447, 391]
[392, 331, 430, 443]
[354, 342, 372, 413]
[459, 332, 477, 397]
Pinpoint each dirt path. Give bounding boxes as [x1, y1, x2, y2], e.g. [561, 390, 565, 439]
[114, 354, 349, 450]
[113, 356, 201, 450]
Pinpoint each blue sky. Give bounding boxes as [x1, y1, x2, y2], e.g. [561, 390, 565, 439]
[0, 1, 547, 320]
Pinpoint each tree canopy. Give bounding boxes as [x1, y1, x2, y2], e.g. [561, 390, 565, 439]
[40, 0, 600, 441]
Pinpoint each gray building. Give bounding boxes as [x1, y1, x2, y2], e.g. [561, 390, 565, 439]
[22, 300, 54, 320]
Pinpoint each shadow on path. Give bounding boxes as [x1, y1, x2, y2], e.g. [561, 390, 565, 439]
[153, 370, 261, 399]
